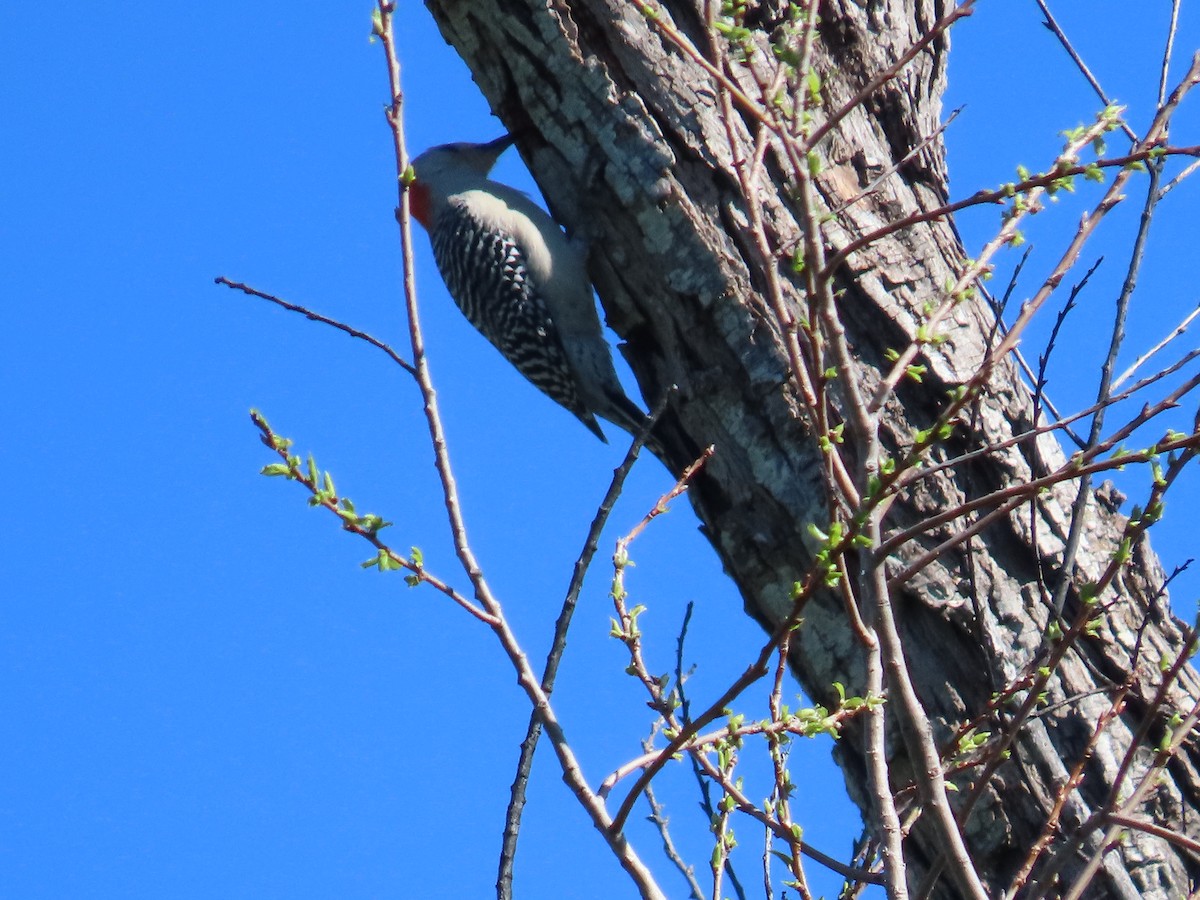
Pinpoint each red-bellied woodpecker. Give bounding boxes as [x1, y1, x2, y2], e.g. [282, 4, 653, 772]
[408, 135, 652, 444]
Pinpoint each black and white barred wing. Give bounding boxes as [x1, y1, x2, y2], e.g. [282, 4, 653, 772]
[429, 199, 605, 440]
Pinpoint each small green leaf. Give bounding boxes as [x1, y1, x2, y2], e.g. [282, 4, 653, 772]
[805, 69, 821, 103]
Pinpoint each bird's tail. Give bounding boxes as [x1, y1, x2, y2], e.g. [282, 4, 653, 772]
[601, 388, 702, 469]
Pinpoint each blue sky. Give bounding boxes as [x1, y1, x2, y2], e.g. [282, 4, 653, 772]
[3, 3, 1198, 899]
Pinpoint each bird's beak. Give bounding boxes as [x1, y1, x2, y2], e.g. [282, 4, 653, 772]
[471, 134, 515, 175]
[478, 134, 516, 169]
[481, 134, 516, 155]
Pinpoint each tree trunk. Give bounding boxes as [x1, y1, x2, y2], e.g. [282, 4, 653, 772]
[422, 0, 1200, 895]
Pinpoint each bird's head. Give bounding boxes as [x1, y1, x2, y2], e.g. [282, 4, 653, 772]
[409, 135, 514, 227]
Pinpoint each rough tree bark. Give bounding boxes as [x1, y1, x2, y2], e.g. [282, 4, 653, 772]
[421, 0, 1200, 896]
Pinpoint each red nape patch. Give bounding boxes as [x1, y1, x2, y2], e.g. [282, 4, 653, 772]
[408, 181, 430, 227]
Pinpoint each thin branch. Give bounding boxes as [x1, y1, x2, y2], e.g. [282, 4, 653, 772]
[955, 445, 1198, 886]
[607, 553, 832, 838]
[1112, 301, 1200, 390]
[1005, 690, 1128, 895]
[250, 412, 494, 622]
[1157, 0, 1184, 107]
[605, 721, 888, 886]
[1060, 692, 1200, 900]
[1032, 258, 1100, 428]
[884, 424, 1200, 584]
[855, 72, 1200, 535]
[599, 706, 864, 798]
[1106, 812, 1200, 857]
[976, 246, 1085, 448]
[1027, 258, 1100, 606]
[862, 624, 905, 899]
[1158, 157, 1200, 198]
[645, 782, 706, 900]
[618, 445, 713, 547]
[827, 106, 964, 219]
[669, 598, 748, 900]
[1033, 0, 1139, 143]
[804, 1, 975, 153]
[1051, 142, 1166, 614]
[864, 532, 988, 900]
[1093, 616, 1200, 855]
[215, 277, 416, 375]
[634, 0, 773, 133]
[900, 344, 1200, 489]
[820, 145, 1200, 286]
[867, 135, 1150, 414]
[498, 417, 653, 898]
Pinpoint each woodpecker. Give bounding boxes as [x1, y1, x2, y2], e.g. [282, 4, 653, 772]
[408, 135, 652, 445]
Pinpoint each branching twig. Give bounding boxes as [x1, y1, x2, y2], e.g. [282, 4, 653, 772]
[498, 406, 659, 897]
[250, 411, 493, 622]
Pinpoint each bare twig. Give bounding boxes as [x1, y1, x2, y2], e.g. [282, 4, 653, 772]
[605, 720, 888, 886]
[864, 530, 989, 899]
[498, 417, 653, 898]
[1060, 691, 1200, 900]
[215, 276, 416, 375]
[804, 2, 976, 153]
[1112, 302, 1200, 390]
[884, 422, 1200, 582]
[1106, 812, 1200, 857]
[669, 598, 748, 900]
[1032, 0, 1139, 143]
[1032, 259, 1100, 428]
[853, 71, 1200, 545]
[1157, 0, 1184, 106]
[1159, 157, 1200, 198]
[958, 443, 1198, 880]
[828, 107, 963, 218]
[1027, 258, 1101, 604]
[645, 782, 706, 900]
[862, 631, 905, 899]
[977, 245, 1083, 446]
[599, 706, 865, 798]
[900, 344, 1200, 489]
